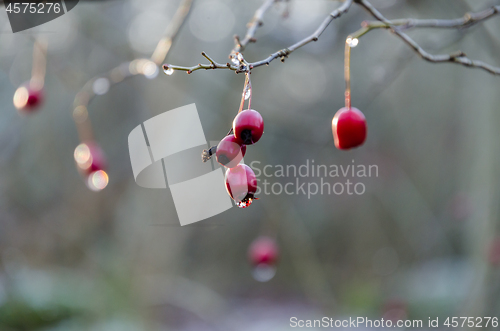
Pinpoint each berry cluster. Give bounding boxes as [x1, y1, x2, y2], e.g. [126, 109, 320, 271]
[216, 109, 264, 208]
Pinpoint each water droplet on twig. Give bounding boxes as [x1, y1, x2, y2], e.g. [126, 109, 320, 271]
[164, 66, 174, 75]
[346, 37, 359, 48]
[244, 86, 252, 100]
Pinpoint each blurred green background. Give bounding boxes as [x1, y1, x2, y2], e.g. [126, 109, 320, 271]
[0, 0, 500, 329]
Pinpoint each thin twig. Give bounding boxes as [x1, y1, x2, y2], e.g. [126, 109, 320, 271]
[164, 0, 354, 74]
[72, 0, 194, 142]
[234, 0, 277, 53]
[151, 0, 194, 65]
[354, 0, 500, 75]
[362, 5, 500, 30]
[250, 0, 353, 69]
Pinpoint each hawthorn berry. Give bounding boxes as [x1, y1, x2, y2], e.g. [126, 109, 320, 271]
[216, 135, 246, 168]
[225, 164, 257, 208]
[13, 83, 44, 112]
[332, 107, 367, 150]
[248, 236, 279, 266]
[74, 142, 107, 175]
[233, 109, 264, 145]
[74, 142, 109, 191]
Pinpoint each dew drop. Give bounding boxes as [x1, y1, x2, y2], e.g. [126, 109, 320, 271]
[244, 86, 252, 100]
[87, 170, 109, 191]
[237, 52, 244, 62]
[164, 66, 174, 75]
[230, 54, 240, 66]
[346, 37, 359, 48]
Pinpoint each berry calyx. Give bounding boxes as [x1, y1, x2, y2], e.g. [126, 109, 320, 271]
[225, 164, 257, 208]
[332, 107, 367, 150]
[216, 135, 246, 168]
[13, 82, 44, 112]
[233, 109, 264, 145]
[248, 236, 279, 266]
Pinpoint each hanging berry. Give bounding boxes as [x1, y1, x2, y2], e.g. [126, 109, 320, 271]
[233, 109, 264, 145]
[74, 142, 109, 191]
[332, 107, 367, 149]
[332, 36, 367, 150]
[13, 83, 44, 112]
[248, 236, 279, 282]
[224, 164, 257, 208]
[216, 135, 246, 168]
[14, 39, 47, 113]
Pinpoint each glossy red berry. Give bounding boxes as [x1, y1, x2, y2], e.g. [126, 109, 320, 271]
[332, 107, 367, 150]
[225, 164, 257, 208]
[216, 135, 246, 168]
[248, 236, 279, 266]
[233, 109, 264, 145]
[13, 83, 44, 112]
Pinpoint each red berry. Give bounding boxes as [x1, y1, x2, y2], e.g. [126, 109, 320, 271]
[225, 164, 257, 208]
[216, 135, 246, 168]
[74, 142, 109, 191]
[13, 83, 44, 112]
[248, 236, 279, 266]
[74, 142, 107, 175]
[332, 107, 367, 150]
[233, 109, 264, 145]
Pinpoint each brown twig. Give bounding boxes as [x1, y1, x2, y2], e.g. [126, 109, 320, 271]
[164, 0, 354, 74]
[165, 0, 500, 76]
[361, 5, 500, 30]
[234, 0, 277, 53]
[354, 0, 500, 75]
[151, 0, 194, 65]
[72, 0, 194, 142]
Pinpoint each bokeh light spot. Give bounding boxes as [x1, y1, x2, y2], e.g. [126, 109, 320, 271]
[87, 170, 109, 191]
[13, 86, 29, 110]
[74, 143, 92, 170]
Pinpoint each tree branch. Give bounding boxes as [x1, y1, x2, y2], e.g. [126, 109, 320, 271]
[354, 0, 500, 75]
[151, 0, 193, 65]
[163, 0, 354, 74]
[361, 5, 500, 30]
[72, 0, 194, 142]
[234, 0, 277, 53]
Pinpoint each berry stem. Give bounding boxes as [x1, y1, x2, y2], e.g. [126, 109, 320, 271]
[247, 76, 253, 111]
[344, 37, 352, 109]
[238, 73, 251, 113]
[31, 37, 48, 90]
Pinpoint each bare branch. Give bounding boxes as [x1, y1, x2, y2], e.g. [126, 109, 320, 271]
[72, 0, 194, 141]
[249, 0, 354, 69]
[163, 53, 238, 74]
[164, 0, 354, 74]
[354, 0, 500, 75]
[151, 0, 194, 65]
[234, 0, 277, 53]
[367, 5, 500, 30]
